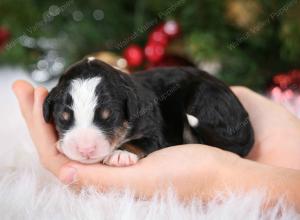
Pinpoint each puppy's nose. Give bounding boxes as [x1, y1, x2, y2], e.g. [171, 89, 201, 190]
[77, 146, 96, 158]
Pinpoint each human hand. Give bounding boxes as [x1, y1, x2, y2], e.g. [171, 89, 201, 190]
[231, 86, 300, 169]
[12, 80, 241, 199]
[13, 81, 300, 201]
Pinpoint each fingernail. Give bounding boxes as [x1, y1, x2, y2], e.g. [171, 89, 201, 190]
[60, 166, 78, 185]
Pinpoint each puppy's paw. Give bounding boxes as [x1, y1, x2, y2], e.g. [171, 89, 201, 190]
[103, 150, 139, 167]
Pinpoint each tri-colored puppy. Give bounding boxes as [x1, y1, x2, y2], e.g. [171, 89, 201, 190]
[43, 57, 254, 166]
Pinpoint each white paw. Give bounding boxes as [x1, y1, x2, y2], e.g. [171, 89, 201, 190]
[103, 150, 139, 167]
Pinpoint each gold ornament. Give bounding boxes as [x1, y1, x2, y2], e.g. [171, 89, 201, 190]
[226, 0, 262, 29]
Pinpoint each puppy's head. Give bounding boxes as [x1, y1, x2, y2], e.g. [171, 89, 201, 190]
[43, 58, 138, 164]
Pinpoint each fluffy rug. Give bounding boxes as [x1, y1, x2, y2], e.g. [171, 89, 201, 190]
[0, 68, 299, 220]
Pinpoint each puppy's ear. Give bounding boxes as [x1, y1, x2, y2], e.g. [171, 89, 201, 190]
[125, 89, 139, 123]
[118, 73, 139, 123]
[43, 87, 58, 122]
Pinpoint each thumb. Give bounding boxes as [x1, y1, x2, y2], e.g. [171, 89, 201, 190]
[59, 163, 141, 191]
[12, 80, 34, 122]
[59, 165, 79, 185]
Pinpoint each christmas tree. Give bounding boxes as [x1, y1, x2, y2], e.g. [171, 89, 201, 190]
[1, 0, 299, 90]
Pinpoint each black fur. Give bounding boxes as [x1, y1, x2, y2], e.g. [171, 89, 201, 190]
[43, 58, 254, 157]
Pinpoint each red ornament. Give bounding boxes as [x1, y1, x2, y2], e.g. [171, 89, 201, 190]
[144, 41, 165, 63]
[123, 21, 181, 67]
[163, 20, 180, 39]
[123, 44, 144, 67]
[148, 30, 169, 46]
[271, 69, 300, 91]
[268, 70, 300, 116]
[0, 27, 11, 50]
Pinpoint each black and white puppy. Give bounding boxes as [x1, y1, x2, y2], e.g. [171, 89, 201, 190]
[43, 57, 254, 166]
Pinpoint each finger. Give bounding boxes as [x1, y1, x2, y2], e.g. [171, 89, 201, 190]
[32, 87, 71, 175]
[13, 82, 71, 177]
[60, 145, 203, 189]
[42, 153, 71, 178]
[33, 87, 58, 142]
[12, 80, 34, 122]
[60, 162, 141, 191]
[31, 87, 58, 152]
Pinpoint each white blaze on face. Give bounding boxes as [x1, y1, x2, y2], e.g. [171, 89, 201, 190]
[61, 77, 112, 164]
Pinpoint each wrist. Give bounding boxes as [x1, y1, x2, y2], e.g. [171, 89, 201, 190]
[222, 157, 263, 189]
[220, 157, 300, 211]
[194, 149, 244, 199]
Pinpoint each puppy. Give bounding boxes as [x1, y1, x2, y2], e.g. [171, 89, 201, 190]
[43, 57, 254, 166]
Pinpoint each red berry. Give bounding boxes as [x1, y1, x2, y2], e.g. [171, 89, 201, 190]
[148, 30, 169, 46]
[123, 44, 144, 67]
[144, 42, 165, 63]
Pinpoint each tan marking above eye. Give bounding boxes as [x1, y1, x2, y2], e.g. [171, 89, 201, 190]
[100, 109, 111, 119]
[61, 111, 70, 121]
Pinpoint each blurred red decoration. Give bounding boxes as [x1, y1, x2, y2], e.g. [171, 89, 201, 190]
[144, 41, 165, 63]
[123, 44, 144, 67]
[163, 20, 181, 39]
[148, 30, 169, 46]
[123, 20, 182, 68]
[144, 20, 181, 64]
[0, 27, 11, 50]
[269, 69, 300, 116]
[271, 69, 300, 91]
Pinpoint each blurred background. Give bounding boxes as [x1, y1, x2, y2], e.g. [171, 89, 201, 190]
[0, 0, 299, 94]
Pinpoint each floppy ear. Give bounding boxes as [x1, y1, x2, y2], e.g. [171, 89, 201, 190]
[118, 73, 139, 123]
[43, 87, 58, 123]
[125, 88, 139, 123]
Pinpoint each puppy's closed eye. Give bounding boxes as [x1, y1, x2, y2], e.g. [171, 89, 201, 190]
[59, 111, 71, 122]
[99, 109, 111, 120]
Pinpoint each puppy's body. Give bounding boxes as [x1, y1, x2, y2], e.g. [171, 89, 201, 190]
[129, 67, 254, 156]
[43, 58, 254, 166]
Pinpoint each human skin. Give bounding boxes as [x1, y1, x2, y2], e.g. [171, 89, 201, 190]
[12, 81, 300, 210]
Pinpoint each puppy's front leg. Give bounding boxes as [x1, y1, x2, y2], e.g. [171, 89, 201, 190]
[103, 150, 139, 167]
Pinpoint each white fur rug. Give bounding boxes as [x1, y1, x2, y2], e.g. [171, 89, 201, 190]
[0, 68, 299, 220]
